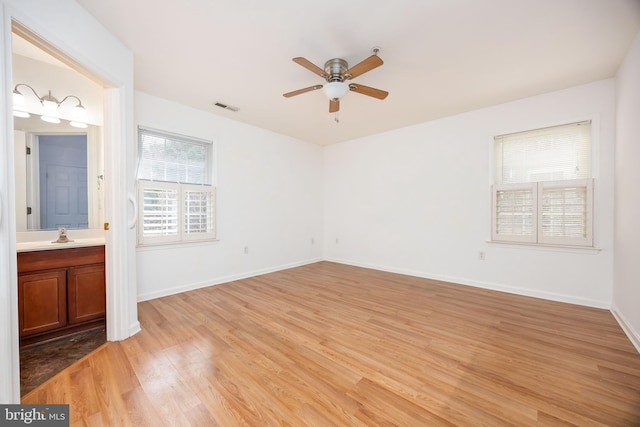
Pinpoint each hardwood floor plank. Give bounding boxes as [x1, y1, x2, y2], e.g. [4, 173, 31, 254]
[21, 262, 640, 425]
[183, 403, 221, 427]
[348, 377, 458, 426]
[120, 386, 167, 427]
[68, 361, 101, 422]
[86, 348, 134, 426]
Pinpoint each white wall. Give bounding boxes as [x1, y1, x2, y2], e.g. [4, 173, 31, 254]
[135, 92, 324, 301]
[325, 79, 616, 308]
[613, 31, 640, 351]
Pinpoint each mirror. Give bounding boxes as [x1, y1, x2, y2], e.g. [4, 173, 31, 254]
[13, 115, 103, 231]
[12, 33, 104, 231]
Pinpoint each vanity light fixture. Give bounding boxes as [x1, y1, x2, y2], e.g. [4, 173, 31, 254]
[12, 83, 88, 128]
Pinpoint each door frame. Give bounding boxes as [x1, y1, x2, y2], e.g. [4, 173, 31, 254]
[0, 0, 139, 402]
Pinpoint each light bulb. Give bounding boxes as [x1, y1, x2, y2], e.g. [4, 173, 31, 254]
[41, 98, 60, 123]
[13, 110, 30, 118]
[41, 115, 61, 124]
[13, 91, 25, 107]
[70, 121, 88, 129]
[323, 82, 349, 100]
[12, 90, 31, 118]
[72, 104, 88, 122]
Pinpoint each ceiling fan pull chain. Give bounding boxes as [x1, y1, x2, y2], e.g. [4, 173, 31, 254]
[334, 111, 339, 123]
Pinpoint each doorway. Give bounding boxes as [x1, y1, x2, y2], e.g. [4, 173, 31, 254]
[9, 23, 118, 400]
[1, 6, 138, 403]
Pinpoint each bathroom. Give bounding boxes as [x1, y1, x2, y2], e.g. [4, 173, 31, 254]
[12, 31, 107, 395]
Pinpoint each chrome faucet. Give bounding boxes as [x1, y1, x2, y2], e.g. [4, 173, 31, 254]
[52, 227, 74, 243]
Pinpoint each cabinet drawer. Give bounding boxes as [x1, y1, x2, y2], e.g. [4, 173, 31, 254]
[17, 245, 105, 273]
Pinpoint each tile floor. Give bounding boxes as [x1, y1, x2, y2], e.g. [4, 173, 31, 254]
[20, 327, 106, 397]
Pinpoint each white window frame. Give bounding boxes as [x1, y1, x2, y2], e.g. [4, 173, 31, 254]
[491, 121, 594, 248]
[136, 127, 216, 246]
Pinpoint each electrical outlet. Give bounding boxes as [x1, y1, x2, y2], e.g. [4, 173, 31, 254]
[244, 246, 249, 254]
[478, 251, 486, 260]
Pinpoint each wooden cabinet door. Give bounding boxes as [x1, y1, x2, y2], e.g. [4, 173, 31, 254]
[67, 264, 106, 325]
[18, 270, 67, 337]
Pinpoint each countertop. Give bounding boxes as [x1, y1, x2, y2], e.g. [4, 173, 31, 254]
[16, 238, 105, 253]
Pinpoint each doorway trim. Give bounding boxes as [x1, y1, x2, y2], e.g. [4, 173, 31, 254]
[1, 1, 139, 402]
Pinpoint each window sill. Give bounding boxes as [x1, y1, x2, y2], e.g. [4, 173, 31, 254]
[486, 240, 602, 254]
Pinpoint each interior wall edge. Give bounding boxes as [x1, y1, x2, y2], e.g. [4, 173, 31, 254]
[136, 257, 323, 302]
[129, 321, 141, 337]
[611, 305, 640, 354]
[322, 257, 611, 310]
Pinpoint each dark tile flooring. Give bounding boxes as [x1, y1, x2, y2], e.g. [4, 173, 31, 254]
[20, 327, 106, 397]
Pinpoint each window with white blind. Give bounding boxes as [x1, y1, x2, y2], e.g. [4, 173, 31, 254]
[491, 121, 593, 247]
[137, 127, 216, 245]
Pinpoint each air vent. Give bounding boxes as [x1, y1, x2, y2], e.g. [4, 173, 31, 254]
[213, 102, 239, 112]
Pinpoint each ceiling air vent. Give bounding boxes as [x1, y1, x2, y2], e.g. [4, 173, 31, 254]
[213, 102, 239, 112]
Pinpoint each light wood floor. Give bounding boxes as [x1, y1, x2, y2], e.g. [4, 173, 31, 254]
[22, 262, 640, 426]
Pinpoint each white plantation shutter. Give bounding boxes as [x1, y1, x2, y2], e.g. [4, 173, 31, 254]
[492, 121, 593, 247]
[492, 184, 537, 243]
[539, 179, 592, 246]
[137, 127, 216, 245]
[140, 182, 179, 243]
[183, 185, 216, 239]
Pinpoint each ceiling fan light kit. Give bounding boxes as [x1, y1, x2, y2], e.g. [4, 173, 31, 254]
[283, 48, 389, 119]
[323, 81, 349, 100]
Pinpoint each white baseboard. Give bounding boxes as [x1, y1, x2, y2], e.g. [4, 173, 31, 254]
[323, 257, 610, 309]
[611, 305, 640, 354]
[137, 257, 323, 302]
[129, 321, 142, 337]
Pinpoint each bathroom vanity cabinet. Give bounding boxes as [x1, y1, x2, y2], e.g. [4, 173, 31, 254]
[17, 245, 105, 345]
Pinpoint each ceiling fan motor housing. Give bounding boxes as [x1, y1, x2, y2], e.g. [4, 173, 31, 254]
[324, 58, 348, 82]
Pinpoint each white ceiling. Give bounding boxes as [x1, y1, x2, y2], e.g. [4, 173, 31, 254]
[75, 0, 640, 146]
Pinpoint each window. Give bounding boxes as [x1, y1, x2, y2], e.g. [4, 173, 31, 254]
[137, 127, 216, 245]
[491, 121, 593, 247]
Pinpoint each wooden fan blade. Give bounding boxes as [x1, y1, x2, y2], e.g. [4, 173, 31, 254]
[344, 55, 383, 80]
[292, 57, 327, 78]
[349, 83, 389, 100]
[283, 85, 323, 98]
[329, 99, 339, 113]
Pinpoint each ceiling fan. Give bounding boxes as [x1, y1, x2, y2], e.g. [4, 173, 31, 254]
[283, 48, 389, 114]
